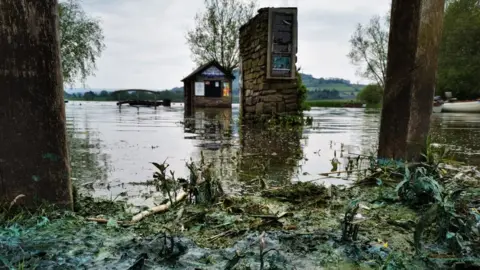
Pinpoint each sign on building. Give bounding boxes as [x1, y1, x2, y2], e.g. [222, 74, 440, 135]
[195, 82, 205, 96]
[267, 8, 297, 79]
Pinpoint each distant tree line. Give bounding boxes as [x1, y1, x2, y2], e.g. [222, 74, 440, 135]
[307, 89, 341, 100]
[66, 86, 361, 103]
[301, 74, 353, 87]
[65, 89, 184, 102]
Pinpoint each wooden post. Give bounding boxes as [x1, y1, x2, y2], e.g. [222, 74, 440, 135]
[407, 0, 445, 161]
[377, 0, 423, 160]
[0, 0, 73, 208]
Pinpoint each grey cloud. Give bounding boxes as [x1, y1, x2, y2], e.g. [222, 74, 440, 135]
[76, 0, 390, 89]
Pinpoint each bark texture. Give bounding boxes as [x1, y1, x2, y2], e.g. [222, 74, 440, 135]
[407, 0, 445, 161]
[0, 0, 72, 208]
[377, 0, 423, 160]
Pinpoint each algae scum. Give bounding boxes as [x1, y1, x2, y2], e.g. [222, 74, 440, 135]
[2, 118, 480, 269]
[2, 157, 480, 269]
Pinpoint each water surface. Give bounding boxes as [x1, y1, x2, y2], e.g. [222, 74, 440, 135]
[66, 101, 480, 207]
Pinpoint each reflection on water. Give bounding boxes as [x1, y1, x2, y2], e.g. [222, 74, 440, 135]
[66, 102, 480, 207]
[238, 124, 304, 188]
[430, 113, 480, 164]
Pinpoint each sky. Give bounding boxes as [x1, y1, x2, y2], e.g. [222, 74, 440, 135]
[77, 0, 391, 90]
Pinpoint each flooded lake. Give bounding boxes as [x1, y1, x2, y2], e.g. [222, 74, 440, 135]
[66, 101, 480, 207]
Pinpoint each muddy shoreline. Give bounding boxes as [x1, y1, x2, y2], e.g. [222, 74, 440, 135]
[2, 159, 479, 269]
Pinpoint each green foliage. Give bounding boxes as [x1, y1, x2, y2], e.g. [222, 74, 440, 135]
[152, 154, 224, 205]
[307, 89, 342, 100]
[59, 0, 105, 85]
[186, 0, 257, 73]
[351, 1, 480, 99]
[414, 188, 480, 255]
[437, 0, 480, 99]
[296, 69, 310, 111]
[394, 164, 479, 255]
[396, 166, 443, 206]
[356, 84, 383, 105]
[341, 200, 361, 241]
[300, 74, 360, 90]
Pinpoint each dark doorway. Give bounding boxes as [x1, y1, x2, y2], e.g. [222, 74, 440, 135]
[204, 80, 222, 98]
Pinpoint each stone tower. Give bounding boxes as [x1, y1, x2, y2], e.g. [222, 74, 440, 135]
[239, 7, 299, 120]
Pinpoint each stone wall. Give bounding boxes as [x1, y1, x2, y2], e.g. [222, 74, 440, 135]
[239, 8, 299, 120]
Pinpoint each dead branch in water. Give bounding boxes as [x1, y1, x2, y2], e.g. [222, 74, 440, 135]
[131, 190, 188, 222]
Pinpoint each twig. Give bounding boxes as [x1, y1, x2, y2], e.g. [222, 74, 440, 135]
[318, 169, 365, 176]
[85, 191, 187, 224]
[88, 176, 205, 224]
[209, 230, 235, 241]
[209, 229, 247, 241]
[8, 194, 25, 211]
[85, 218, 133, 227]
[131, 190, 188, 223]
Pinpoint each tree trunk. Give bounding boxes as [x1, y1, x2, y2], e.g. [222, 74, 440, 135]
[0, 0, 73, 208]
[407, 0, 445, 161]
[377, 0, 423, 160]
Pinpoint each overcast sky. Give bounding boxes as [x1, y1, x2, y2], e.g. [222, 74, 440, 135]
[78, 0, 391, 90]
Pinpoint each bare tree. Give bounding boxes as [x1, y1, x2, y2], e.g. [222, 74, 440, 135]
[186, 0, 257, 72]
[347, 14, 389, 89]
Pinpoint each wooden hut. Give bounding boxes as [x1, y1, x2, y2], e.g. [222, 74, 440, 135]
[182, 60, 235, 114]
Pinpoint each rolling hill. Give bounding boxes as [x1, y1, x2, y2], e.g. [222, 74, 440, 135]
[65, 71, 366, 101]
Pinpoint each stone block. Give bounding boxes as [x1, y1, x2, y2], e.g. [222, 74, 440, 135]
[258, 55, 265, 65]
[263, 103, 276, 114]
[255, 102, 264, 114]
[269, 82, 296, 90]
[245, 105, 256, 113]
[286, 103, 298, 112]
[261, 90, 278, 96]
[282, 88, 297, 95]
[263, 95, 283, 103]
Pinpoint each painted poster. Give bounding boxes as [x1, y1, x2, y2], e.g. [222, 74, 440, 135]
[223, 82, 230, 97]
[195, 82, 205, 96]
[272, 55, 291, 69]
[272, 55, 291, 76]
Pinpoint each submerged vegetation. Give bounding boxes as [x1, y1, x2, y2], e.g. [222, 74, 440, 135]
[305, 99, 365, 108]
[1, 135, 479, 269]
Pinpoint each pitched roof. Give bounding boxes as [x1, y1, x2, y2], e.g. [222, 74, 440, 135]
[181, 60, 235, 82]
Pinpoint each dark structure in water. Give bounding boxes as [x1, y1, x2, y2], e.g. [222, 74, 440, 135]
[113, 89, 171, 108]
[182, 60, 235, 115]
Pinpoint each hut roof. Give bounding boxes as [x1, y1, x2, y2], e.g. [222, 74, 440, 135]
[181, 60, 235, 82]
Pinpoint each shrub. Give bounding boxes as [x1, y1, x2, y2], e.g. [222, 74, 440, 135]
[357, 84, 383, 104]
